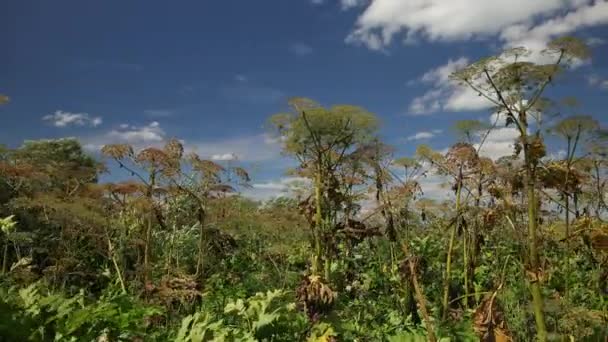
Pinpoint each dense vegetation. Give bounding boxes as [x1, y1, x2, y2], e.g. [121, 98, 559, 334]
[1, 38, 607, 341]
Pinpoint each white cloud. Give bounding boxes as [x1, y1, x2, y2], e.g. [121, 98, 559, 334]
[311, 0, 366, 10]
[419, 57, 469, 84]
[211, 153, 236, 161]
[289, 42, 314, 56]
[82, 118, 283, 163]
[500, 1, 608, 56]
[346, 0, 599, 50]
[409, 89, 442, 115]
[82, 121, 165, 152]
[188, 133, 282, 162]
[144, 109, 174, 117]
[548, 149, 567, 160]
[469, 112, 521, 160]
[587, 37, 606, 46]
[393, 1, 608, 115]
[43, 110, 103, 128]
[406, 130, 442, 141]
[588, 74, 608, 90]
[91, 117, 103, 127]
[422, 112, 521, 163]
[241, 177, 311, 201]
[234, 74, 248, 82]
[474, 127, 519, 160]
[341, 0, 367, 10]
[107, 121, 164, 143]
[408, 57, 492, 115]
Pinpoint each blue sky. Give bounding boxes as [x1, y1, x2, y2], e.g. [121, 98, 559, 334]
[2, 0, 608, 199]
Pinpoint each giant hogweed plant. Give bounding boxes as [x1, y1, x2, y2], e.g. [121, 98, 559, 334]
[449, 36, 592, 341]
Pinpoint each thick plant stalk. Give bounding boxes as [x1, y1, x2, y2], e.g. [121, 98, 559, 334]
[564, 184, 571, 301]
[442, 225, 457, 318]
[195, 207, 206, 278]
[564, 136, 572, 241]
[401, 242, 437, 342]
[563, 132, 579, 300]
[463, 231, 469, 311]
[144, 216, 151, 285]
[313, 171, 323, 276]
[1, 242, 7, 274]
[166, 223, 176, 274]
[470, 173, 483, 307]
[524, 142, 548, 342]
[409, 260, 437, 342]
[108, 238, 127, 294]
[144, 170, 156, 285]
[593, 162, 604, 219]
[442, 178, 463, 319]
[324, 258, 331, 282]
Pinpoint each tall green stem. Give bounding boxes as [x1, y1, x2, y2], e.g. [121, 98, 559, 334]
[144, 216, 151, 285]
[196, 207, 206, 278]
[442, 176, 462, 319]
[313, 171, 323, 276]
[401, 241, 437, 342]
[524, 137, 547, 341]
[1, 242, 8, 274]
[463, 231, 469, 311]
[108, 238, 127, 294]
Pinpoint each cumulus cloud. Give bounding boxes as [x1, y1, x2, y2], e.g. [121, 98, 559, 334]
[144, 109, 174, 117]
[406, 129, 442, 141]
[43, 110, 103, 128]
[108, 121, 164, 143]
[83, 120, 283, 163]
[474, 127, 519, 160]
[587, 37, 606, 46]
[289, 42, 314, 56]
[419, 111, 521, 164]
[234, 74, 248, 82]
[548, 149, 568, 160]
[211, 153, 237, 161]
[80, 115, 284, 164]
[408, 57, 491, 115]
[82, 121, 165, 152]
[188, 134, 282, 162]
[341, 0, 367, 10]
[500, 1, 608, 51]
[588, 74, 608, 90]
[311, 0, 366, 10]
[346, 0, 604, 50]
[346, 1, 608, 117]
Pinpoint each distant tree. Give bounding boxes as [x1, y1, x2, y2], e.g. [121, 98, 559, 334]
[0, 139, 107, 288]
